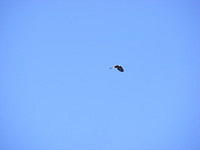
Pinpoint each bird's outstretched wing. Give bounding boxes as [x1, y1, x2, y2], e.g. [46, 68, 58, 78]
[114, 65, 124, 72]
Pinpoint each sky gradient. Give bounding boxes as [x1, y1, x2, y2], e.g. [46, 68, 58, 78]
[1, 0, 200, 150]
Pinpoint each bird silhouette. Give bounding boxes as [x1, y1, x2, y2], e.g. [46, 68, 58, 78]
[110, 65, 124, 72]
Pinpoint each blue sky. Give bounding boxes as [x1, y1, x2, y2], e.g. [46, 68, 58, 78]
[1, 0, 200, 150]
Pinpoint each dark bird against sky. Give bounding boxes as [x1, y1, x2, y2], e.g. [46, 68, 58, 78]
[113, 65, 124, 72]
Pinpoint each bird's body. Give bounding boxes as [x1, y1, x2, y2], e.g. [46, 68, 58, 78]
[114, 65, 124, 72]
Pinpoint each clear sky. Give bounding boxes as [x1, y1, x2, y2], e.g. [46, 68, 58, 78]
[1, 0, 200, 150]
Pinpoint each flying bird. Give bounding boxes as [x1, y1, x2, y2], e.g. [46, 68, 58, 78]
[110, 65, 124, 72]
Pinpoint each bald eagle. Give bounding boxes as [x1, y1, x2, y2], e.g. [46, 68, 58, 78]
[112, 65, 124, 72]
